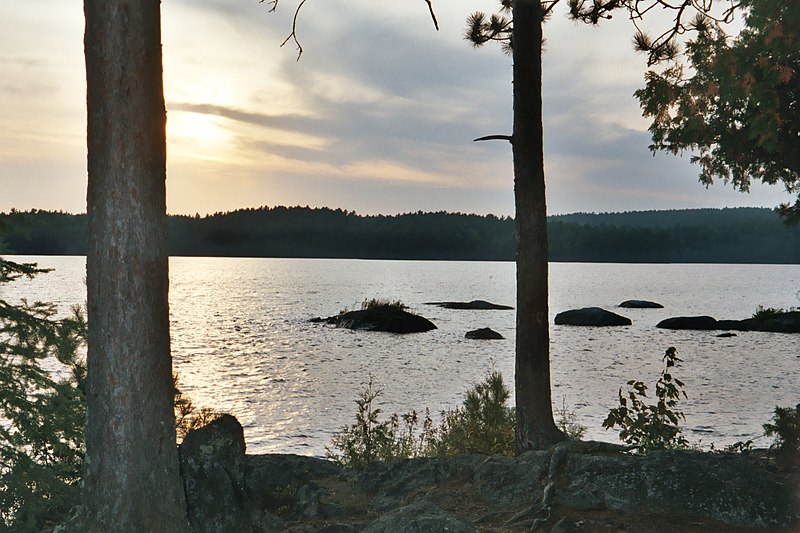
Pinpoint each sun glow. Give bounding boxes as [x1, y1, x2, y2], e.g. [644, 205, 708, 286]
[168, 110, 233, 151]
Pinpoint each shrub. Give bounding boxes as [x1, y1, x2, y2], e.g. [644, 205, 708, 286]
[327, 371, 516, 469]
[752, 305, 785, 320]
[325, 376, 425, 470]
[173, 374, 222, 441]
[763, 404, 799, 459]
[422, 371, 515, 457]
[603, 347, 689, 451]
[555, 397, 587, 441]
[0, 257, 219, 530]
[0, 258, 87, 531]
[360, 298, 407, 311]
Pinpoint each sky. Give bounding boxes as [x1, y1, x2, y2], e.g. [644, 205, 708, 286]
[0, 0, 791, 217]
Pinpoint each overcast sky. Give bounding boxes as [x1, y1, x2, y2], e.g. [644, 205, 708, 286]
[0, 0, 789, 216]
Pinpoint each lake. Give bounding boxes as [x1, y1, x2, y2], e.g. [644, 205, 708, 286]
[4, 255, 799, 455]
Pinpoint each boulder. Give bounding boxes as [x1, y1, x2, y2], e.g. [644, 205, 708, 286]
[179, 414, 255, 533]
[465, 327, 504, 340]
[554, 307, 632, 326]
[427, 300, 513, 310]
[556, 447, 790, 528]
[330, 306, 437, 333]
[178, 446, 792, 531]
[619, 300, 663, 309]
[656, 315, 729, 331]
[363, 499, 476, 533]
[659, 312, 800, 333]
[245, 453, 343, 517]
[726, 311, 800, 333]
[656, 316, 719, 330]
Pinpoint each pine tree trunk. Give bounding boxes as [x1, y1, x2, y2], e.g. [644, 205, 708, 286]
[512, 0, 565, 453]
[82, 1, 190, 530]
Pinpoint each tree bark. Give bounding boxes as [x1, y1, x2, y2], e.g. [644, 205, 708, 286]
[512, 0, 565, 452]
[82, 1, 190, 530]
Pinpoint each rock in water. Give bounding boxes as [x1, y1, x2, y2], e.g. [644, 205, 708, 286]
[619, 299, 663, 309]
[334, 305, 437, 333]
[554, 307, 632, 326]
[465, 327, 504, 340]
[427, 300, 513, 310]
[656, 316, 718, 330]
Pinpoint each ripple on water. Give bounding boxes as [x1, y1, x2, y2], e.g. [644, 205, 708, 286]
[4, 256, 799, 455]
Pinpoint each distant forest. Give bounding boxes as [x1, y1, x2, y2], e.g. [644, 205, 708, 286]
[1, 206, 799, 263]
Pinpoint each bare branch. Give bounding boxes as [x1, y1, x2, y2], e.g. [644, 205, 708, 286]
[260, 0, 279, 13]
[474, 134, 513, 143]
[279, 0, 308, 61]
[425, 0, 439, 31]
[269, 0, 439, 61]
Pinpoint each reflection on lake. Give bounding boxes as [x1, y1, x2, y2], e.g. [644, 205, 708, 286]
[5, 255, 800, 455]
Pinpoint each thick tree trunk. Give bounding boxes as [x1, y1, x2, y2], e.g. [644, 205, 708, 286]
[512, 0, 565, 453]
[82, 1, 190, 530]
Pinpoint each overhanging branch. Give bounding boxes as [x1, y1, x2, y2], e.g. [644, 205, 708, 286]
[474, 134, 513, 144]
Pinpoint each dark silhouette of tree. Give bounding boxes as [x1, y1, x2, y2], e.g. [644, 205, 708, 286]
[79, 1, 190, 530]
[635, 0, 800, 223]
[4, 206, 798, 262]
[467, 0, 741, 452]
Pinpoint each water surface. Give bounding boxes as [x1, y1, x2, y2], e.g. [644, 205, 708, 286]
[5, 255, 799, 455]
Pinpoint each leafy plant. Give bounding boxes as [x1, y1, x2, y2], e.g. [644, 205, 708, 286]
[423, 371, 515, 457]
[555, 397, 587, 441]
[325, 375, 426, 470]
[327, 371, 516, 470]
[763, 405, 799, 459]
[0, 258, 87, 531]
[603, 347, 689, 451]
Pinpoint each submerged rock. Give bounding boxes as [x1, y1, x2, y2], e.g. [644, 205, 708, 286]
[427, 300, 513, 310]
[618, 299, 663, 309]
[465, 327, 504, 340]
[554, 307, 632, 326]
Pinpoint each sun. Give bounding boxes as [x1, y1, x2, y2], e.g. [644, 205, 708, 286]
[167, 110, 232, 150]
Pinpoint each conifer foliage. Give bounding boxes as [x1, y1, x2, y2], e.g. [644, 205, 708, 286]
[0, 258, 87, 531]
[636, 1, 800, 223]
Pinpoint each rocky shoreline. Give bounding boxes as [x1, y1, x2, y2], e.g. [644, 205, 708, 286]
[180, 416, 798, 532]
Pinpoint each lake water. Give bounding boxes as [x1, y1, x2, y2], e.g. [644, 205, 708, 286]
[4, 255, 799, 455]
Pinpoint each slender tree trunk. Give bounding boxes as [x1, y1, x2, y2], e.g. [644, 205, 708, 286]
[82, 1, 190, 530]
[512, 0, 565, 453]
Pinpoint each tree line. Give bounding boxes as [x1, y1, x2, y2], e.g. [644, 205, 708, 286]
[2, 205, 798, 263]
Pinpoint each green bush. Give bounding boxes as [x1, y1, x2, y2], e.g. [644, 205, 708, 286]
[360, 298, 406, 311]
[327, 371, 517, 469]
[173, 373, 222, 442]
[422, 371, 515, 457]
[763, 404, 799, 459]
[0, 258, 87, 531]
[0, 257, 219, 530]
[555, 397, 587, 441]
[326, 376, 425, 470]
[603, 347, 689, 451]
